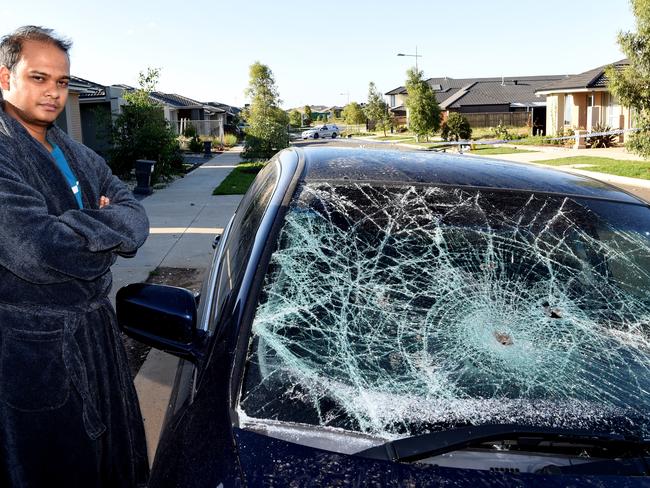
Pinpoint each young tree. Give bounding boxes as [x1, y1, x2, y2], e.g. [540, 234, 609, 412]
[289, 109, 302, 128]
[242, 61, 289, 160]
[404, 67, 441, 142]
[342, 102, 366, 132]
[607, 0, 650, 157]
[440, 112, 472, 142]
[303, 105, 313, 126]
[365, 82, 392, 136]
[111, 67, 182, 181]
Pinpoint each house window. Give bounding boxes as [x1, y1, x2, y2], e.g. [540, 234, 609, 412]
[390, 95, 396, 107]
[607, 93, 619, 128]
[563, 94, 573, 126]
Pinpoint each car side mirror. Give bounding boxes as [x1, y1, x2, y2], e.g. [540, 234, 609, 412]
[116, 283, 205, 363]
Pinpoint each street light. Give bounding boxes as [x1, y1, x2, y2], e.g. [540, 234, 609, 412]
[339, 92, 350, 105]
[397, 46, 422, 72]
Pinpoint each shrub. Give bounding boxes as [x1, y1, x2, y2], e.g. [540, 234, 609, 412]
[586, 124, 618, 148]
[182, 124, 197, 138]
[188, 134, 203, 152]
[494, 122, 512, 140]
[110, 104, 183, 181]
[441, 112, 472, 142]
[223, 133, 238, 148]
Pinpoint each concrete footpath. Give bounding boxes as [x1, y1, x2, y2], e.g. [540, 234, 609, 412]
[110, 147, 243, 463]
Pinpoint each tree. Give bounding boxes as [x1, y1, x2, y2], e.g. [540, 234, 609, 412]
[303, 105, 313, 126]
[110, 67, 182, 181]
[440, 112, 472, 142]
[342, 102, 366, 132]
[607, 0, 650, 157]
[365, 82, 392, 136]
[289, 109, 302, 128]
[242, 62, 289, 160]
[404, 67, 441, 142]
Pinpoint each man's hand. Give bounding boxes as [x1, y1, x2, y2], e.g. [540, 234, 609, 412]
[99, 196, 110, 208]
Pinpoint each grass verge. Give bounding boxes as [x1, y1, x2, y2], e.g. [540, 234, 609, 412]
[535, 156, 650, 179]
[470, 146, 537, 155]
[213, 161, 266, 195]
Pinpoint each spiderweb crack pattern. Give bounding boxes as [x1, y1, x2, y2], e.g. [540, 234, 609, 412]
[241, 183, 650, 438]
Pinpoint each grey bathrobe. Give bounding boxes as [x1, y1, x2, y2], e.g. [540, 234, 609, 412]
[0, 105, 150, 487]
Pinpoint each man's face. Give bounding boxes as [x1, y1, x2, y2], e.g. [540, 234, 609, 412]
[0, 40, 70, 129]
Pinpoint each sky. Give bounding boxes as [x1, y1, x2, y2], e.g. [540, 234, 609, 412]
[1, 0, 637, 110]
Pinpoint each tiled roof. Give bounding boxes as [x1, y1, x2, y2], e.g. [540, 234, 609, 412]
[150, 92, 206, 108]
[387, 74, 566, 108]
[386, 86, 407, 95]
[536, 59, 629, 92]
[206, 101, 241, 114]
[70, 76, 107, 98]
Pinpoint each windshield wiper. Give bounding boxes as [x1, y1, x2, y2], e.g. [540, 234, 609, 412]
[356, 423, 650, 463]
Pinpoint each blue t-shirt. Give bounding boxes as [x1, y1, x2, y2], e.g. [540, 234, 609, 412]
[50, 144, 83, 209]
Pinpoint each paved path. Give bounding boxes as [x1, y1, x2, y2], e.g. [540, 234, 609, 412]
[111, 148, 243, 464]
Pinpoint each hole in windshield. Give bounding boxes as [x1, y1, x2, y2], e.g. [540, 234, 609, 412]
[240, 183, 650, 439]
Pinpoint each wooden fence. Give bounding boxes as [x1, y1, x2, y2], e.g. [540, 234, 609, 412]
[457, 112, 531, 128]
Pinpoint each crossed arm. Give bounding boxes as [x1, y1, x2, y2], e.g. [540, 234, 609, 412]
[0, 160, 149, 284]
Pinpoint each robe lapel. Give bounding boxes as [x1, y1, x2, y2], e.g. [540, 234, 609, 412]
[0, 113, 84, 213]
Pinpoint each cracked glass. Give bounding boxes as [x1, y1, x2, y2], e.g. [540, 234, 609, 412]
[239, 182, 650, 440]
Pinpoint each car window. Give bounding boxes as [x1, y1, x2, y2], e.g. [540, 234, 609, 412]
[206, 159, 280, 334]
[240, 183, 650, 440]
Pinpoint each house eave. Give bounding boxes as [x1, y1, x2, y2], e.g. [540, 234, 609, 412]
[535, 87, 609, 96]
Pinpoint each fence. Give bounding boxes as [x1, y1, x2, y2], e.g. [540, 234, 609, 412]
[172, 118, 224, 142]
[457, 112, 531, 128]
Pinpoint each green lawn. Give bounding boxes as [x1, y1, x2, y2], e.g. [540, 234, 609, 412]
[536, 156, 650, 179]
[212, 162, 266, 195]
[470, 146, 537, 155]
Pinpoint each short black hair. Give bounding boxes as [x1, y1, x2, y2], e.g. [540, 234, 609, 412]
[0, 26, 72, 71]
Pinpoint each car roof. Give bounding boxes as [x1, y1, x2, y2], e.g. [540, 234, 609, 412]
[288, 146, 644, 204]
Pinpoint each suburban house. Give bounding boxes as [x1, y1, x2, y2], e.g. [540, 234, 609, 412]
[534, 59, 631, 139]
[54, 76, 94, 144]
[147, 92, 226, 138]
[51, 76, 126, 156]
[386, 74, 567, 134]
[292, 105, 332, 121]
[206, 101, 242, 134]
[55, 77, 233, 154]
[323, 106, 344, 119]
[73, 77, 127, 157]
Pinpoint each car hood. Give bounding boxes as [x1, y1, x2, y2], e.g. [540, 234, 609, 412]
[234, 428, 642, 487]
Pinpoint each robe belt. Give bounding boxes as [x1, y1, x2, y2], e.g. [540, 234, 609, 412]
[62, 304, 107, 440]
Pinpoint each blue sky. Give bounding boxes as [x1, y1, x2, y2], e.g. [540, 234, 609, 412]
[2, 0, 636, 109]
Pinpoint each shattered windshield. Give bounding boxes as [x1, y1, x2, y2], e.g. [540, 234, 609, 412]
[239, 183, 650, 440]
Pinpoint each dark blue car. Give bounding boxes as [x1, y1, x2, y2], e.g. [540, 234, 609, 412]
[118, 147, 650, 487]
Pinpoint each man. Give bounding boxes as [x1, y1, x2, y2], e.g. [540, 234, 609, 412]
[0, 26, 149, 487]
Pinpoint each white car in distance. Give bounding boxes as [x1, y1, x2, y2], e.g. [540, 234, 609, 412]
[302, 124, 340, 139]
